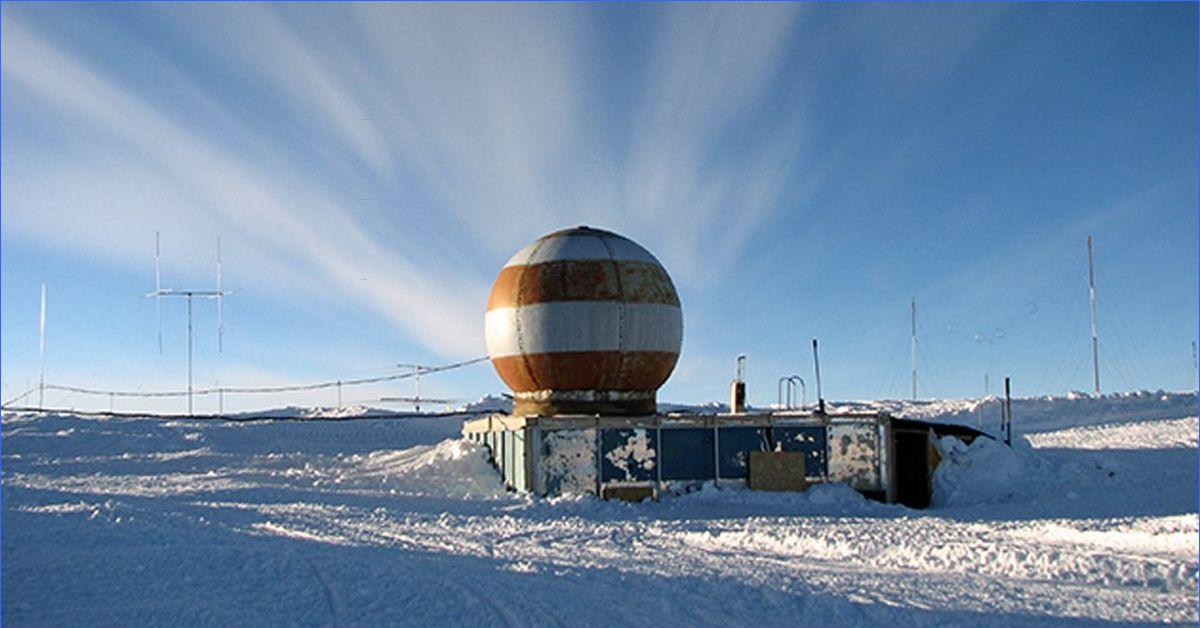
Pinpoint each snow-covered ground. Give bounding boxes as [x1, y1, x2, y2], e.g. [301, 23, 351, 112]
[3, 392, 1196, 626]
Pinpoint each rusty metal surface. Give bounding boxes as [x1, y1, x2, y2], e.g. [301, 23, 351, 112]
[492, 351, 679, 393]
[484, 227, 682, 415]
[487, 260, 678, 309]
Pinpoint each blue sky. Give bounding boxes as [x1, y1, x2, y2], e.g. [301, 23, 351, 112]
[2, 3, 1196, 413]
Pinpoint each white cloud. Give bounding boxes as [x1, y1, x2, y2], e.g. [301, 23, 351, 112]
[2, 4, 815, 362]
[623, 4, 807, 280]
[1, 14, 486, 356]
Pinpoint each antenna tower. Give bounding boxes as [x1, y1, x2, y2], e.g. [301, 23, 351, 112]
[910, 297, 917, 400]
[1087, 236, 1100, 395]
[147, 232, 234, 415]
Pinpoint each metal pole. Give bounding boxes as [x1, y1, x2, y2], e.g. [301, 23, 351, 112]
[38, 283, 46, 408]
[187, 293, 194, 416]
[413, 366, 421, 413]
[1192, 341, 1197, 378]
[219, 388, 224, 417]
[911, 297, 917, 400]
[777, 377, 786, 409]
[1004, 376, 1012, 446]
[155, 231, 162, 354]
[1088, 236, 1100, 395]
[812, 339, 825, 414]
[216, 237, 224, 353]
[337, 380, 342, 409]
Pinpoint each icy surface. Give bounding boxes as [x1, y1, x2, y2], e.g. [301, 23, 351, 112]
[3, 393, 1197, 625]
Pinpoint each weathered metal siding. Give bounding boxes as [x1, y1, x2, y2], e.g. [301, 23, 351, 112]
[772, 426, 828, 478]
[716, 427, 770, 479]
[539, 429, 597, 495]
[659, 428, 714, 481]
[467, 413, 893, 500]
[600, 428, 658, 483]
[827, 422, 882, 491]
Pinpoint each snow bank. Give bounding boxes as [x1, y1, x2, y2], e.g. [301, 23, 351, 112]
[339, 439, 506, 498]
[224, 405, 404, 419]
[459, 395, 512, 414]
[932, 436, 1029, 507]
[1028, 416, 1198, 450]
[875, 390, 1198, 434]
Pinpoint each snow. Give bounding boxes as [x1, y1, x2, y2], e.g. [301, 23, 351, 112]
[4, 392, 1197, 625]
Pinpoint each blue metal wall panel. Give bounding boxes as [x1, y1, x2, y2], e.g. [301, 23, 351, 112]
[659, 428, 714, 481]
[717, 427, 770, 479]
[600, 429, 658, 483]
[774, 426, 828, 477]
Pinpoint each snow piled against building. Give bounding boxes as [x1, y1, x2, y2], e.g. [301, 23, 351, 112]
[2, 390, 1196, 625]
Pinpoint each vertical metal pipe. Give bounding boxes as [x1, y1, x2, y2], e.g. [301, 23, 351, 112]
[413, 366, 421, 413]
[1004, 376, 1012, 446]
[187, 293, 193, 416]
[155, 231, 162, 355]
[216, 237, 223, 353]
[910, 298, 917, 400]
[38, 283, 46, 408]
[1088, 236, 1100, 395]
[219, 388, 224, 417]
[337, 380, 342, 409]
[1192, 341, 1197, 377]
[812, 339, 825, 414]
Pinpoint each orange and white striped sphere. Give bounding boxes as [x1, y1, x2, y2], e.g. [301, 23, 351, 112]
[485, 226, 683, 415]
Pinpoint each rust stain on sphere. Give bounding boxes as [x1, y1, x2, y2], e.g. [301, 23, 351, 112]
[485, 226, 683, 415]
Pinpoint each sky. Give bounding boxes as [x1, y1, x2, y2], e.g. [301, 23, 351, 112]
[1, 2, 1196, 414]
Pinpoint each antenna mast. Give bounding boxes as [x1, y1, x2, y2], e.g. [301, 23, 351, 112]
[397, 363, 427, 413]
[910, 297, 917, 400]
[147, 234, 234, 415]
[37, 283, 45, 408]
[216, 237, 224, 353]
[812, 339, 825, 414]
[1192, 341, 1197, 379]
[1088, 235, 1100, 395]
[155, 231, 163, 354]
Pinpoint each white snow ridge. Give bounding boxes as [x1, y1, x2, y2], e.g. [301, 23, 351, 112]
[3, 393, 1197, 625]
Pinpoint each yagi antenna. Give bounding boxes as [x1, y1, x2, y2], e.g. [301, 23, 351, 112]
[146, 232, 235, 415]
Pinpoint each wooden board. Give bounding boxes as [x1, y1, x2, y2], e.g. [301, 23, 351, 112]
[748, 451, 809, 492]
